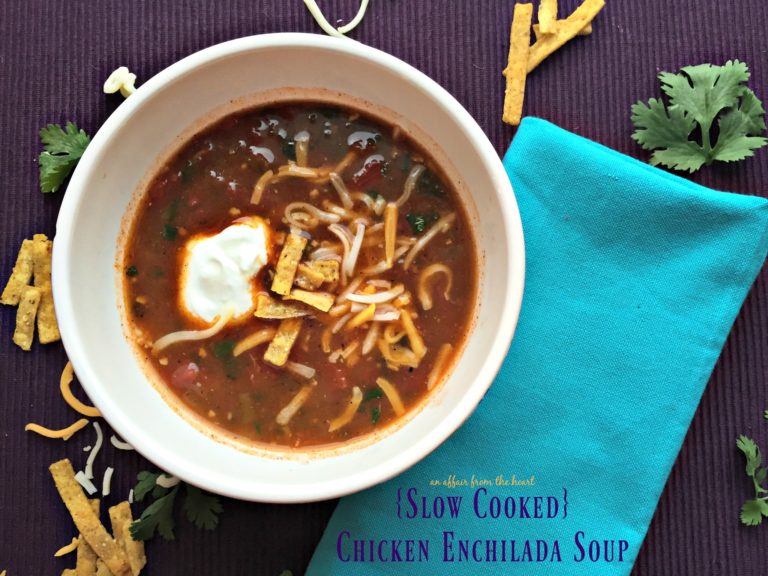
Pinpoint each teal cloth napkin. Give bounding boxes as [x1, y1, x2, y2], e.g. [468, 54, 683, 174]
[306, 118, 768, 575]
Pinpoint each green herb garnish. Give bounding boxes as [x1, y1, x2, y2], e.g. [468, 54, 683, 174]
[180, 159, 195, 183]
[183, 485, 224, 530]
[130, 472, 222, 541]
[736, 435, 768, 526]
[631, 61, 767, 172]
[406, 212, 438, 235]
[417, 169, 446, 197]
[366, 190, 381, 200]
[38, 122, 91, 193]
[162, 224, 178, 241]
[282, 140, 296, 161]
[363, 388, 384, 401]
[399, 152, 412, 172]
[213, 340, 238, 379]
[371, 406, 381, 424]
[126, 265, 139, 277]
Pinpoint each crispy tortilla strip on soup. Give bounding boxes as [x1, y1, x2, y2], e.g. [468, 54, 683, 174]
[122, 101, 477, 447]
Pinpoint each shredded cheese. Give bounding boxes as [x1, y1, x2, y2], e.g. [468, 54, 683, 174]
[103, 66, 138, 97]
[53, 537, 79, 557]
[156, 474, 180, 489]
[128, 488, 134, 504]
[24, 418, 89, 440]
[74, 470, 98, 495]
[328, 387, 363, 432]
[60, 361, 102, 418]
[152, 307, 233, 353]
[84, 421, 103, 480]
[347, 303, 376, 330]
[276, 383, 315, 426]
[110, 434, 134, 451]
[303, 0, 371, 37]
[102, 466, 114, 497]
[427, 343, 453, 390]
[376, 376, 406, 416]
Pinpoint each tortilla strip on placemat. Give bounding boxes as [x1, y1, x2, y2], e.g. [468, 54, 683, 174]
[94, 560, 112, 576]
[502, 3, 533, 126]
[32, 234, 52, 283]
[109, 502, 146, 576]
[527, 0, 605, 72]
[62, 570, 77, 576]
[37, 284, 60, 343]
[49, 459, 131, 576]
[0, 238, 34, 305]
[13, 285, 41, 351]
[32, 233, 60, 343]
[76, 501, 100, 575]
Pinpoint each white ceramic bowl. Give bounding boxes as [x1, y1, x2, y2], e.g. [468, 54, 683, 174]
[52, 33, 525, 503]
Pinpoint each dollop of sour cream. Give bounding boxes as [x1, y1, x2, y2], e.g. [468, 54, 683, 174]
[180, 219, 270, 323]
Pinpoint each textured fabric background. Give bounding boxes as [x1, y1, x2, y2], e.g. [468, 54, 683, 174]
[0, 1, 766, 575]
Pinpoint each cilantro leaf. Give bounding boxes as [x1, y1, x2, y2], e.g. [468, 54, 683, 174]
[660, 61, 749, 127]
[736, 434, 768, 526]
[131, 471, 224, 541]
[130, 485, 179, 541]
[38, 122, 91, 193]
[405, 212, 438, 235]
[737, 435, 762, 476]
[631, 61, 767, 172]
[183, 485, 223, 531]
[133, 471, 162, 502]
[740, 498, 768, 526]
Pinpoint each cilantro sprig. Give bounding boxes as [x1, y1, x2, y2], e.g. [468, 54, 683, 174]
[736, 435, 768, 526]
[631, 61, 767, 172]
[38, 122, 91, 193]
[129, 471, 223, 541]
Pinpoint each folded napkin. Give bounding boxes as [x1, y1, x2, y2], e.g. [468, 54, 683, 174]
[307, 118, 768, 575]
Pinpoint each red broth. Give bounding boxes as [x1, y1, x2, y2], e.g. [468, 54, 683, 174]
[123, 101, 477, 448]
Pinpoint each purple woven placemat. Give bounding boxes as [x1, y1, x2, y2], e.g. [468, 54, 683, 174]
[1, 1, 767, 574]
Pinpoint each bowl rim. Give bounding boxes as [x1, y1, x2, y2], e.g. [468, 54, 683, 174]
[52, 32, 526, 502]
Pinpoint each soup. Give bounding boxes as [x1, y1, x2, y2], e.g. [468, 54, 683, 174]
[122, 101, 477, 448]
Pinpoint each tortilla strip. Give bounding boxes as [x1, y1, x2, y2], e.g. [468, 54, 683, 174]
[254, 294, 309, 319]
[109, 502, 146, 576]
[62, 571, 77, 576]
[32, 234, 52, 285]
[95, 561, 112, 576]
[29, 234, 61, 343]
[527, 0, 605, 72]
[49, 459, 131, 576]
[502, 3, 533, 126]
[294, 263, 326, 290]
[264, 318, 303, 366]
[271, 233, 308, 295]
[537, 0, 557, 34]
[533, 21, 592, 39]
[309, 260, 340, 283]
[37, 285, 60, 343]
[0, 238, 34, 305]
[285, 289, 334, 312]
[76, 500, 100, 576]
[12, 285, 41, 351]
